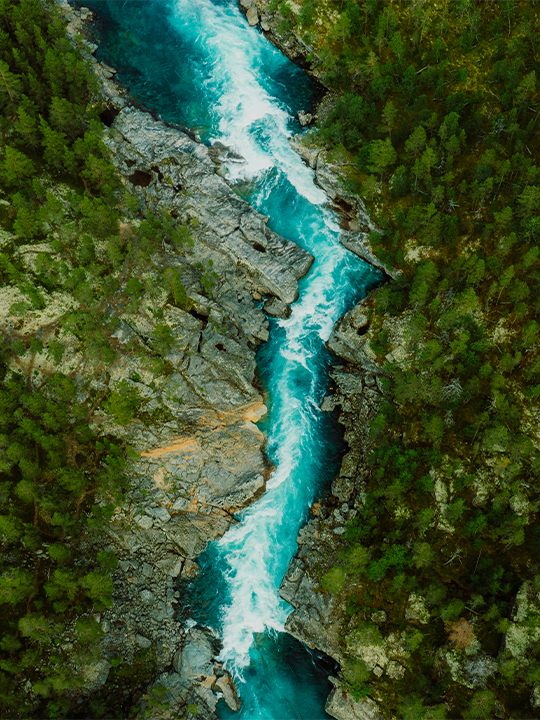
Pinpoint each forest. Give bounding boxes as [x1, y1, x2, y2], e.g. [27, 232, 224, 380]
[272, 0, 540, 716]
[0, 1, 201, 716]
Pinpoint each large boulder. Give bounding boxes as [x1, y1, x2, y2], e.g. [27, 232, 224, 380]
[173, 627, 216, 681]
[247, 6, 259, 25]
[325, 680, 384, 720]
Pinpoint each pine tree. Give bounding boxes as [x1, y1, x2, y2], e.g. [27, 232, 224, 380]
[0, 59, 21, 111]
[1, 146, 33, 187]
[39, 117, 68, 171]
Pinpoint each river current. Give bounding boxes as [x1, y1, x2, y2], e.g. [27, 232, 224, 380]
[82, 0, 381, 716]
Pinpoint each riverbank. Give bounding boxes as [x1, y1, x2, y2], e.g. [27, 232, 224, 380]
[3, 2, 321, 717]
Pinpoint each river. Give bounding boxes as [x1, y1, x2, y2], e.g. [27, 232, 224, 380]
[81, 0, 381, 716]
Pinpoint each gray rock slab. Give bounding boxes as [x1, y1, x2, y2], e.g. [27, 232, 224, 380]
[263, 297, 291, 318]
[221, 231, 299, 304]
[134, 515, 153, 530]
[135, 634, 152, 649]
[147, 506, 171, 523]
[340, 231, 395, 278]
[173, 628, 215, 680]
[247, 7, 259, 25]
[326, 681, 384, 720]
[215, 671, 241, 711]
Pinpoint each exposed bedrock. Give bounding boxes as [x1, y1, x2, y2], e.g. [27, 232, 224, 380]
[45, 3, 319, 716]
[104, 106, 313, 305]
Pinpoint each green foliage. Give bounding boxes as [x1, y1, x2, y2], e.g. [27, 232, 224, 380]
[0, 3, 154, 715]
[103, 382, 141, 426]
[164, 267, 188, 308]
[462, 690, 496, 719]
[74, 617, 104, 645]
[321, 566, 346, 593]
[306, 0, 540, 714]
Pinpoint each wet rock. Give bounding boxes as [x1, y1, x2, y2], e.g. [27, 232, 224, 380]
[298, 110, 314, 126]
[321, 395, 339, 412]
[263, 297, 291, 318]
[298, 110, 314, 127]
[215, 671, 241, 711]
[261, 15, 270, 31]
[173, 627, 215, 681]
[289, 134, 320, 169]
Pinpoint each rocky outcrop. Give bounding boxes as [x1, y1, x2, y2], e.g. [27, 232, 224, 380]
[238, 0, 323, 82]
[288, 135, 396, 279]
[236, 4, 397, 282]
[326, 681, 384, 720]
[61, 1, 313, 312]
[134, 627, 241, 719]
[103, 107, 313, 305]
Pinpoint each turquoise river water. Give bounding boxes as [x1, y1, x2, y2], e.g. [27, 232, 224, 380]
[80, 1, 382, 716]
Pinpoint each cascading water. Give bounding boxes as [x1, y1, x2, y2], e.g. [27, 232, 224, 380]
[81, 0, 381, 715]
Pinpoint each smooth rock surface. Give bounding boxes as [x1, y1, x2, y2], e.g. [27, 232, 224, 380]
[263, 297, 291, 318]
[215, 671, 241, 711]
[247, 6, 259, 25]
[326, 682, 384, 720]
[173, 628, 216, 680]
